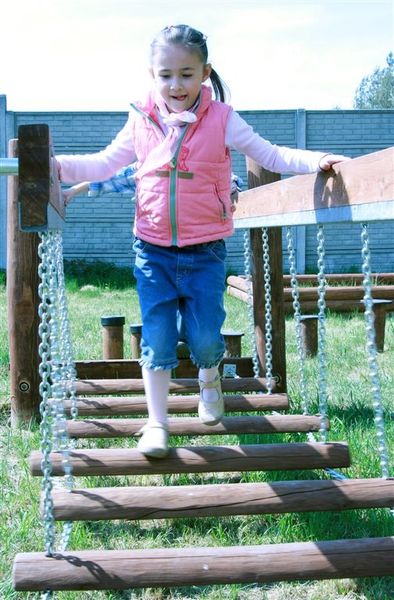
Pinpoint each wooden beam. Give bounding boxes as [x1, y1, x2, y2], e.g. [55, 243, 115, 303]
[234, 148, 394, 228]
[65, 393, 290, 416]
[50, 478, 394, 521]
[30, 442, 351, 477]
[245, 160, 287, 390]
[17, 124, 65, 231]
[66, 414, 324, 438]
[13, 537, 394, 590]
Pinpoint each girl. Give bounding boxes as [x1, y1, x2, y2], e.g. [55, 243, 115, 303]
[57, 24, 348, 458]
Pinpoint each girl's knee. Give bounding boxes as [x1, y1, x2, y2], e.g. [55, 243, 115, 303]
[189, 333, 224, 366]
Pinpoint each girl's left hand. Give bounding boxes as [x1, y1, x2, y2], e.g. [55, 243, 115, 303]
[319, 154, 350, 171]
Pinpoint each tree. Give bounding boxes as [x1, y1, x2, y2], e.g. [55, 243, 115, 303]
[353, 52, 394, 109]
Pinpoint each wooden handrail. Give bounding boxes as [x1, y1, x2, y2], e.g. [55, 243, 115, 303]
[234, 147, 394, 228]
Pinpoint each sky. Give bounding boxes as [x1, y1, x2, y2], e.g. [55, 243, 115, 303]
[1, 0, 393, 112]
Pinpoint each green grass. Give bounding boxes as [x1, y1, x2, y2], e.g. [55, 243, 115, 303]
[0, 264, 393, 599]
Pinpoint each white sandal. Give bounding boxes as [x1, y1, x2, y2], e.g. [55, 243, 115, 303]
[137, 423, 169, 458]
[198, 373, 224, 425]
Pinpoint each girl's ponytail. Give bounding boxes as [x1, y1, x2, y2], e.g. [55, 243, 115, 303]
[209, 67, 230, 103]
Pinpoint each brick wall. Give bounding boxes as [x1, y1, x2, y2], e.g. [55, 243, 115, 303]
[1, 97, 393, 273]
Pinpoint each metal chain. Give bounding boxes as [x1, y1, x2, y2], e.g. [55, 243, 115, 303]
[262, 228, 273, 394]
[316, 226, 329, 442]
[361, 224, 391, 480]
[286, 227, 310, 414]
[38, 231, 77, 572]
[38, 233, 55, 557]
[52, 232, 77, 550]
[53, 231, 78, 435]
[243, 229, 260, 378]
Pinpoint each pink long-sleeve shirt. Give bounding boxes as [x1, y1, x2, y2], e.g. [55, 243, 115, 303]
[57, 109, 326, 184]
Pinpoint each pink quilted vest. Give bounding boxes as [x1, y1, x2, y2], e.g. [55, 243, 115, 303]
[130, 85, 234, 247]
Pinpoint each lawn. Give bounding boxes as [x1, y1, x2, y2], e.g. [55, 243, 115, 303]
[0, 266, 393, 600]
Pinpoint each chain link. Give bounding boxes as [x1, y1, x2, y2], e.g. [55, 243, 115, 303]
[243, 229, 261, 378]
[53, 232, 78, 422]
[316, 226, 329, 442]
[286, 227, 310, 414]
[38, 234, 55, 557]
[361, 225, 391, 480]
[262, 228, 273, 394]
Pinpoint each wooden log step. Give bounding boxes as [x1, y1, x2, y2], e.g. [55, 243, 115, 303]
[30, 442, 350, 477]
[230, 273, 394, 287]
[228, 275, 394, 300]
[66, 414, 325, 439]
[50, 478, 394, 521]
[13, 536, 394, 591]
[74, 377, 276, 396]
[64, 393, 289, 416]
[227, 284, 394, 313]
[229, 281, 394, 301]
[75, 357, 256, 380]
[283, 273, 394, 285]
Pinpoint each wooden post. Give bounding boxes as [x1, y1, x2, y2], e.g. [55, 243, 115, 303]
[222, 329, 244, 357]
[129, 323, 142, 358]
[299, 315, 318, 357]
[246, 159, 286, 390]
[7, 139, 41, 425]
[101, 316, 125, 359]
[7, 124, 66, 426]
[372, 299, 392, 353]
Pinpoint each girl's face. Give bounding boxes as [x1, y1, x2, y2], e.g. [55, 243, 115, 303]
[150, 43, 211, 113]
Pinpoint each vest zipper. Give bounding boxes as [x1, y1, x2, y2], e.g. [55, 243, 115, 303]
[169, 125, 190, 246]
[130, 103, 165, 135]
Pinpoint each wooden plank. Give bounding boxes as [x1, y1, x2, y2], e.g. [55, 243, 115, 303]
[17, 124, 65, 231]
[7, 139, 41, 425]
[234, 147, 394, 228]
[65, 393, 290, 416]
[74, 376, 277, 395]
[66, 414, 324, 438]
[30, 442, 351, 476]
[50, 478, 394, 521]
[13, 536, 394, 590]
